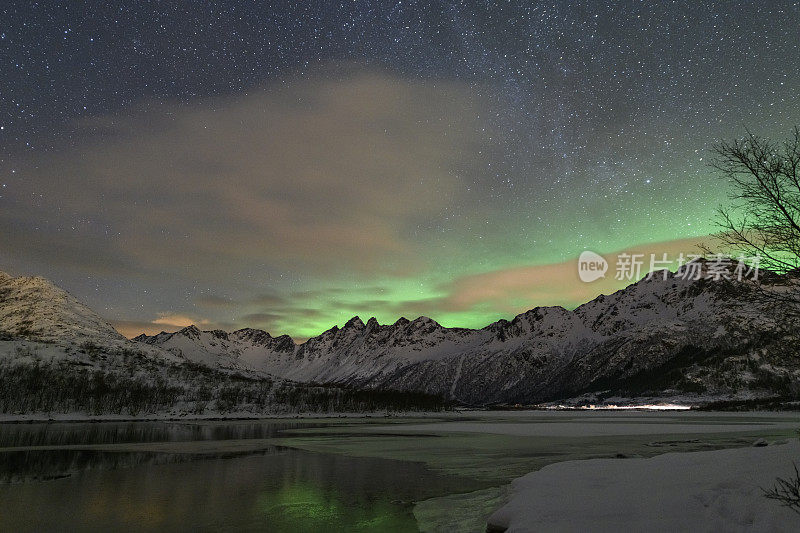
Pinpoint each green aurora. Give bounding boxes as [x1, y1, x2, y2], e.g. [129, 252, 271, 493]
[2, 2, 799, 340]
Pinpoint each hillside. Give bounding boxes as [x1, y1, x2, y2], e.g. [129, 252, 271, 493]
[0, 272, 126, 343]
[2, 263, 798, 413]
[0, 271, 446, 417]
[137, 262, 800, 406]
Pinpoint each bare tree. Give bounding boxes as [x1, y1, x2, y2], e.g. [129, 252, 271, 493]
[764, 462, 800, 515]
[711, 127, 800, 273]
[716, 132, 800, 517]
[710, 127, 800, 321]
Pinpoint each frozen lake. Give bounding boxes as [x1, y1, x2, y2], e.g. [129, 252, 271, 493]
[0, 411, 797, 531]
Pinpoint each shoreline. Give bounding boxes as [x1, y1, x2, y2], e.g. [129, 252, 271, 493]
[0, 411, 455, 424]
[1, 405, 798, 424]
[486, 438, 800, 532]
[1, 410, 798, 531]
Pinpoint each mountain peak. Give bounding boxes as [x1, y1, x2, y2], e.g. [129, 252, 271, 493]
[123, 264, 800, 405]
[0, 271, 125, 342]
[344, 316, 365, 329]
[393, 317, 410, 327]
[233, 327, 272, 340]
[321, 325, 339, 335]
[179, 325, 202, 337]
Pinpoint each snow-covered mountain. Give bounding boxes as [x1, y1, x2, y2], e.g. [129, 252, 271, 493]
[133, 326, 296, 373]
[136, 262, 800, 405]
[1, 265, 797, 408]
[0, 271, 126, 343]
[0, 270, 445, 416]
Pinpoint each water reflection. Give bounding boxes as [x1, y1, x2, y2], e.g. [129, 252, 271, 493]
[0, 448, 287, 483]
[0, 420, 318, 447]
[0, 422, 485, 532]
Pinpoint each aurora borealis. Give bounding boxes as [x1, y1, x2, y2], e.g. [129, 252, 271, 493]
[2, 2, 799, 339]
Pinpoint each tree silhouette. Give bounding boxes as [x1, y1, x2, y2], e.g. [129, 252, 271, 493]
[711, 127, 800, 320]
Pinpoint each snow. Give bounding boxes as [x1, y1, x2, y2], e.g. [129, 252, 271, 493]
[0, 410, 442, 423]
[487, 440, 800, 532]
[363, 414, 800, 437]
[0, 338, 184, 367]
[3, 266, 800, 410]
[371, 421, 797, 437]
[132, 267, 800, 405]
[0, 272, 125, 342]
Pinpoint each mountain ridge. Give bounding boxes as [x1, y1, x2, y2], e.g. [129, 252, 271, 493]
[134, 261, 800, 404]
[0, 269, 447, 416]
[2, 263, 798, 407]
[0, 271, 127, 343]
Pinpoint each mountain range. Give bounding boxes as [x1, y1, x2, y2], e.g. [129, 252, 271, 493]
[2, 262, 799, 411]
[136, 262, 800, 405]
[0, 271, 445, 415]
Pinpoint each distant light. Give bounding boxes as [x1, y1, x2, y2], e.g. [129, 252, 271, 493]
[543, 403, 693, 411]
[579, 404, 692, 411]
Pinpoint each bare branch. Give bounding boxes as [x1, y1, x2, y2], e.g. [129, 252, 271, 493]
[764, 462, 800, 515]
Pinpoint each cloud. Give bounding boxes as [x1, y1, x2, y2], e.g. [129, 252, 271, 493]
[237, 236, 724, 336]
[1, 66, 730, 341]
[1, 70, 488, 283]
[246, 293, 287, 307]
[0, 68, 509, 339]
[113, 313, 213, 338]
[151, 313, 211, 328]
[194, 295, 235, 308]
[421, 236, 720, 317]
[111, 321, 166, 338]
[112, 236, 723, 338]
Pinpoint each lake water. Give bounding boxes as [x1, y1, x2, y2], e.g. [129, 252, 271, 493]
[0, 420, 486, 532]
[0, 412, 796, 532]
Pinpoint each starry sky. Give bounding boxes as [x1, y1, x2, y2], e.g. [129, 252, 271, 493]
[2, 1, 799, 340]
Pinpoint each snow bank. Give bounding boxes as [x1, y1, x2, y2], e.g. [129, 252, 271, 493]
[487, 440, 800, 532]
[366, 417, 799, 437]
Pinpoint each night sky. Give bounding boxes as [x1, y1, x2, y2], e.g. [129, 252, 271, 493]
[2, 1, 799, 339]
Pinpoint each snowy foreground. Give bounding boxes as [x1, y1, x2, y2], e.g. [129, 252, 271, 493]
[487, 439, 800, 532]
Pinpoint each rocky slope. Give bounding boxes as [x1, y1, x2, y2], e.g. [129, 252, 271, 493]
[136, 262, 800, 405]
[0, 270, 445, 416]
[0, 271, 126, 343]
